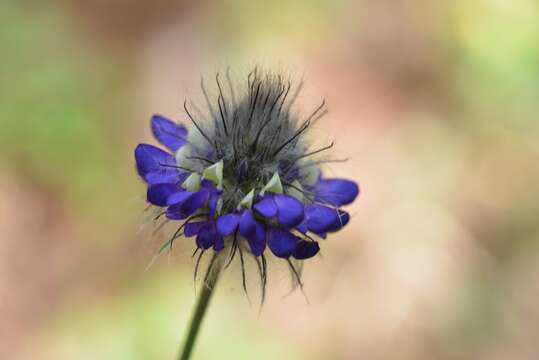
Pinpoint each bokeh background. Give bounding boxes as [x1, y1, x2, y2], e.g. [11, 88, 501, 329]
[2, 0, 539, 359]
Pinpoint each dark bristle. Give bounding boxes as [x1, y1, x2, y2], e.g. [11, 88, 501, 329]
[157, 222, 184, 254]
[238, 246, 251, 305]
[306, 99, 326, 123]
[247, 81, 262, 128]
[224, 230, 239, 269]
[294, 141, 334, 162]
[158, 162, 195, 172]
[200, 78, 217, 122]
[276, 81, 292, 119]
[153, 211, 167, 222]
[255, 253, 268, 310]
[271, 119, 311, 157]
[180, 69, 328, 213]
[299, 158, 349, 169]
[183, 100, 213, 147]
[286, 258, 309, 304]
[216, 73, 229, 136]
[287, 79, 304, 111]
[250, 83, 288, 152]
[151, 218, 169, 236]
[261, 256, 267, 308]
[156, 214, 206, 256]
[186, 155, 214, 164]
[226, 67, 236, 106]
[282, 181, 315, 202]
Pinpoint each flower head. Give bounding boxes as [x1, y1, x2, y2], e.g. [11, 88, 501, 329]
[135, 69, 359, 297]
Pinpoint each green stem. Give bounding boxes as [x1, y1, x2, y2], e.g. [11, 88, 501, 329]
[178, 254, 222, 360]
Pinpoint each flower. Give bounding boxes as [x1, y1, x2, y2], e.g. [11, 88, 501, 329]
[135, 70, 359, 294]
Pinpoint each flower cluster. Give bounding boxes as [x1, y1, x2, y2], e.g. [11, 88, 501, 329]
[135, 70, 359, 286]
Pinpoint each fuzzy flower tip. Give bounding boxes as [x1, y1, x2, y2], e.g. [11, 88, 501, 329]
[135, 69, 359, 292]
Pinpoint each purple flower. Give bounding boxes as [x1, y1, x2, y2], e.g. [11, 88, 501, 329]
[254, 193, 304, 228]
[134, 70, 359, 293]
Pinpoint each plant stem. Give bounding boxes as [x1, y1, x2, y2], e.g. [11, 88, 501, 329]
[178, 253, 222, 360]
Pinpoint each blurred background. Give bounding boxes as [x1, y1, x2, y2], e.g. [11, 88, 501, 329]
[1, 0, 539, 359]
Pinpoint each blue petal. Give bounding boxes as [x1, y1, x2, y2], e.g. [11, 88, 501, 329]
[201, 182, 222, 217]
[238, 210, 266, 256]
[295, 221, 308, 234]
[213, 235, 225, 251]
[314, 178, 359, 206]
[208, 193, 220, 217]
[185, 221, 209, 237]
[304, 204, 340, 234]
[135, 143, 185, 185]
[134, 144, 175, 177]
[254, 195, 278, 218]
[147, 183, 178, 206]
[165, 204, 188, 220]
[151, 115, 188, 152]
[196, 223, 216, 249]
[326, 210, 350, 232]
[216, 213, 240, 236]
[292, 240, 320, 260]
[267, 228, 299, 258]
[239, 209, 257, 238]
[180, 189, 209, 216]
[273, 194, 305, 228]
[200, 179, 216, 188]
[145, 171, 186, 185]
[167, 190, 193, 206]
[246, 221, 266, 256]
[167, 190, 210, 218]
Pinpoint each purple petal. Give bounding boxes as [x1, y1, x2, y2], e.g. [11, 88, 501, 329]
[200, 180, 222, 217]
[151, 115, 188, 152]
[134, 144, 175, 177]
[304, 204, 340, 234]
[273, 194, 305, 228]
[238, 210, 266, 256]
[239, 209, 257, 238]
[254, 195, 278, 218]
[145, 171, 186, 185]
[292, 240, 320, 260]
[246, 221, 266, 256]
[326, 210, 350, 232]
[208, 192, 222, 217]
[147, 183, 178, 206]
[208, 194, 219, 217]
[267, 228, 299, 258]
[200, 179, 216, 188]
[295, 221, 308, 234]
[180, 189, 209, 216]
[216, 213, 240, 236]
[196, 223, 216, 249]
[314, 178, 359, 206]
[135, 143, 185, 185]
[213, 235, 225, 251]
[167, 190, 193, 206]
[185, 221, 209, 237]
[165, 204, 188, 220]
